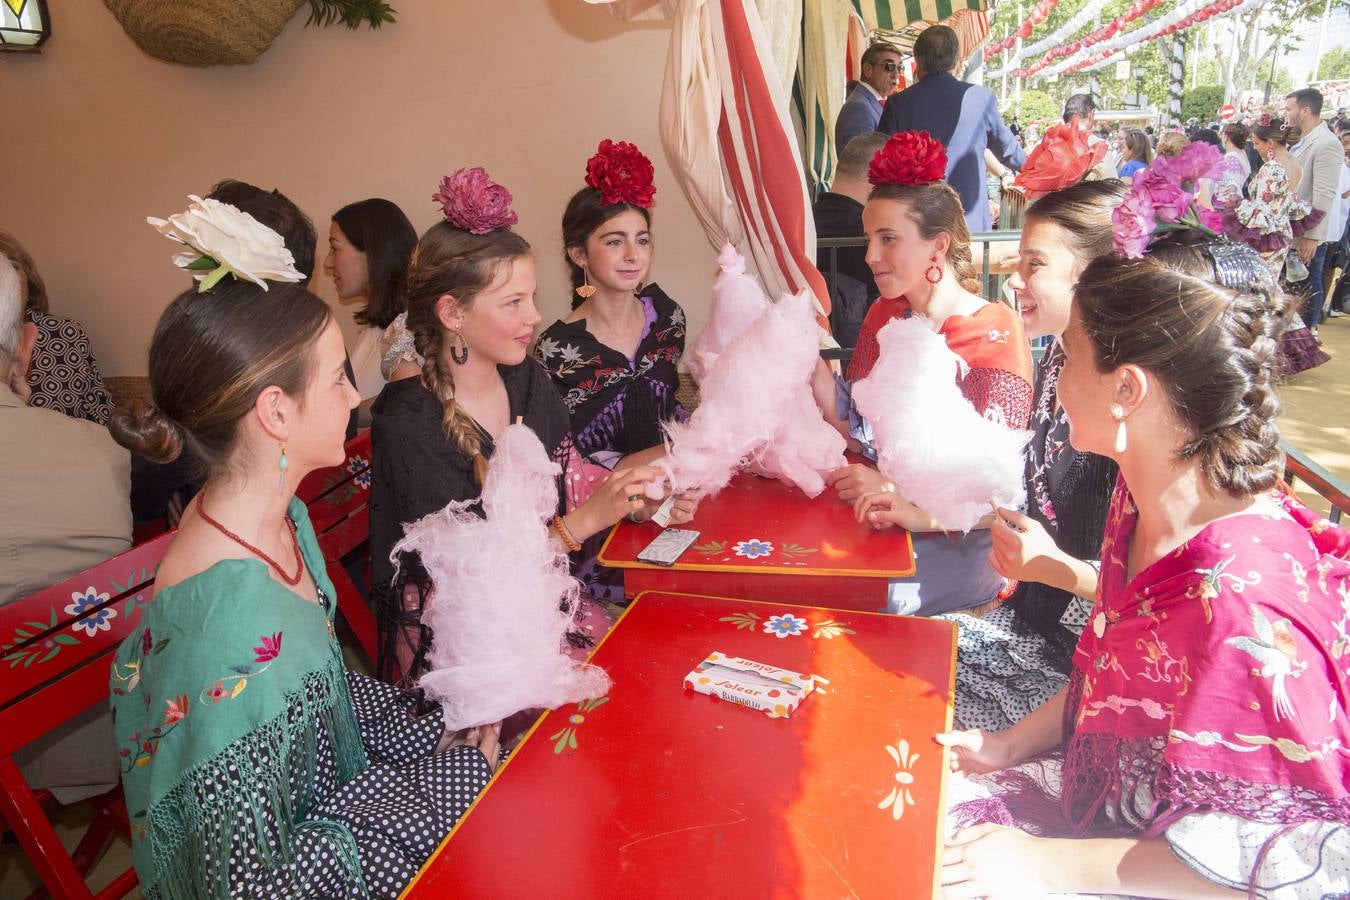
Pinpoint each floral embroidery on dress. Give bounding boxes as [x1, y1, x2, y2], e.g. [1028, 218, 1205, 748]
[1225, 609, 1307, 721]
[199, 631, 286, 705]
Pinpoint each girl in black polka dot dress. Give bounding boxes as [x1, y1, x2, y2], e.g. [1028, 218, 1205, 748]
[108, 199, 499, 899]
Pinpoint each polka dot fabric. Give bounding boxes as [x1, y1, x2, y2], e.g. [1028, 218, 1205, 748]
[200, 670, 490, 898]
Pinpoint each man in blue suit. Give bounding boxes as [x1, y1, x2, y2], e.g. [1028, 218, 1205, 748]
[835, 41, 903, 156]
[878, 25, 1025, 232]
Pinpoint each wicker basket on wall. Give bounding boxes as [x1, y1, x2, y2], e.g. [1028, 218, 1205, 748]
[103, 0, 306, 67]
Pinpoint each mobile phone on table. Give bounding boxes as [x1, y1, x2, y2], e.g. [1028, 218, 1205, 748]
[636, 528, 701, 566]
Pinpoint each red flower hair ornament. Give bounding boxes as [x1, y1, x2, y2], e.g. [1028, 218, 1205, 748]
[1013, 116, 1107, 199]
[868, 131, 948, 187]
[586, 139, 656, 209]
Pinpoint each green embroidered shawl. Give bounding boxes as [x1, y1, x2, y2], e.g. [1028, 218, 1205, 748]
[109, 499, 369, 899]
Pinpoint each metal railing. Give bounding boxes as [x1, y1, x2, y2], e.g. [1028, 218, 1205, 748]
[817, 230, 1020, 306]
[1282, 440, 1349, 524]
[816, 230, 1021, 365]
[814, 233, 1350, 523]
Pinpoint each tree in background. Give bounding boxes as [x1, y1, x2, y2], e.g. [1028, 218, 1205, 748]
[1181, 85, 1226, 122]
[1005, 88, 1059, 123]
[1317, 46, 1350, 81]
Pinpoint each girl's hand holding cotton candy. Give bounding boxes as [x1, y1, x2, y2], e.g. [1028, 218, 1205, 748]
[827, 463, 893, 504]
[566, 465, 664, 542]
[987, 507, 1066, 586]
[854, 491, 942, 533]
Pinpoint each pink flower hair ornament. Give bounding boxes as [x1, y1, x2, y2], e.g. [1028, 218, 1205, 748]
[1111, 141, 1226, 259]
[433, 167, 519, 235]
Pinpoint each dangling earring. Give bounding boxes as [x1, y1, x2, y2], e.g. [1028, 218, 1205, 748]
[1266, 147, 1275, 161]
[924, 253, 943, 285]
[449, 329, 469, 365]
[277, 443, 289, 492]
[1110, 403, 1127, 454]
[575, 267, 597, 299]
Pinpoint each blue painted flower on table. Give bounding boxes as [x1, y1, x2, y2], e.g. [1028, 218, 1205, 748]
[733, 539, 773, 559]
[347, 455, 372, 489]
[65, 587, 117, 637]
[763, 614, 808, 638]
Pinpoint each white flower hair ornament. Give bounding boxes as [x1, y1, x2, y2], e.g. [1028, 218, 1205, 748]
[147, 195, 305, 292]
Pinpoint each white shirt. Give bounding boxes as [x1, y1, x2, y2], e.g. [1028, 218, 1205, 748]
[1330, 162, 1350, 238]
[349, 325, 388, 401]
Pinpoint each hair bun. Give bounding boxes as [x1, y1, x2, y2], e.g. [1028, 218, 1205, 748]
[109, 399, 185, 464]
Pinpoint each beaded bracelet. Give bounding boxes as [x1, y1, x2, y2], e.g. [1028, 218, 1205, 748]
[551, 515, 582, 552]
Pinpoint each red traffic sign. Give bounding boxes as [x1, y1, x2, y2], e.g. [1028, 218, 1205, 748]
[1219, 104, 1236, 120]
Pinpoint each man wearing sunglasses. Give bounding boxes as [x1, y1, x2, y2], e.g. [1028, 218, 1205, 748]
[836, 42, 903, 155]
[878, 25, 1025, 233]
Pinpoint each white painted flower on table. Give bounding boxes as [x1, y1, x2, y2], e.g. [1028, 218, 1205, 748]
[763, 613, 807, 638]
[879, 738, 919, 820]
[147, 195, 304, 292]
[733, 539, 773, 559]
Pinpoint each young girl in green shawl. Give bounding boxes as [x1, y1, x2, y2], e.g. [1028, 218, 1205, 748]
[108, 198, 500, 899]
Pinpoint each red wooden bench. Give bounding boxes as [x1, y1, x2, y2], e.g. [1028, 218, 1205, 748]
[1, 433, 378, 897]
[298, 429, 378, 667]
[0, 532, 173, 899]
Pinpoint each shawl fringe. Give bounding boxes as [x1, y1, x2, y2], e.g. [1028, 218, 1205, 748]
[141, 654, 368, 900]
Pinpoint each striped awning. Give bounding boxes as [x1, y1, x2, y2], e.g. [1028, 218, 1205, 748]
[851, 0, 986, 32]
[874, 8, 990, 59]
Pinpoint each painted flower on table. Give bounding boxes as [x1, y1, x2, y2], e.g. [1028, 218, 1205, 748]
[65, 587, 117, 637]
[763, 614, 808, 638]
[879, 738, 920, 821]
[347, 455, 372, 490]
[733, 539, 773, 559]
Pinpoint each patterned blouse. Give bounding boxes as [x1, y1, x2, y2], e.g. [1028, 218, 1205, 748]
[26, 311, 114, 424]
[533, 285, 686, 465]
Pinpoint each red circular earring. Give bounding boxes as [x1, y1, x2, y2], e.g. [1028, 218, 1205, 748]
[924, 254, 943, 285]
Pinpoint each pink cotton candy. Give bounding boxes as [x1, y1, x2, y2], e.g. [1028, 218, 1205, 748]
[657, 246, 845, 500]
[852, 316, 1029, 532]
[684, 244, 771, 385]
[391, 425, 611, 731]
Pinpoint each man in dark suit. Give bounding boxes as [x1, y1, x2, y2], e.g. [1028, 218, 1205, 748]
[877, 25, 1024, 233]
[814, 131, 889, 347]
[835, 42, 902, 155]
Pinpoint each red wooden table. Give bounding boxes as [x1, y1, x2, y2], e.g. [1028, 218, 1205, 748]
[598, 473, 916, 612]
[404, 591, 956, 900]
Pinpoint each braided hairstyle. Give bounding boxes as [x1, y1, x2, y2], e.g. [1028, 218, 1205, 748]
[1073, 233, 1294, 497]
[867, 182, 982, 294]
[404, 220, 532, 486]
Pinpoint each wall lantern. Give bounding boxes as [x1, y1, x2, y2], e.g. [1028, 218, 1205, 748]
[1, 0, 51, 52]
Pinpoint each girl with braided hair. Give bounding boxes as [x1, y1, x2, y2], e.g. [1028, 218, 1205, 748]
[369, 168, 661, 690]
[937, 232, 1350, 898]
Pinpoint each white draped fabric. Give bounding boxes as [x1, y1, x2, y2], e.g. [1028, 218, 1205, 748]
[588, 0, 834, 332]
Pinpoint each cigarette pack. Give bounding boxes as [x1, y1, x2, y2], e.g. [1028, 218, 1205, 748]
[682, 651, 819, 718]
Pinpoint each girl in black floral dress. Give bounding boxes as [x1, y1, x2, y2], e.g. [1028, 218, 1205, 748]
[946, 180, 1124, 732]
[535, 140, 687, 468]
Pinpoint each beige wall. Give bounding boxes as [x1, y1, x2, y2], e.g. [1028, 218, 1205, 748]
[0, 0, 716, 376]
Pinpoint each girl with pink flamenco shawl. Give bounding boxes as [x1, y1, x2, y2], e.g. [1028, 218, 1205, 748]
[937, 231, 1350, 898]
